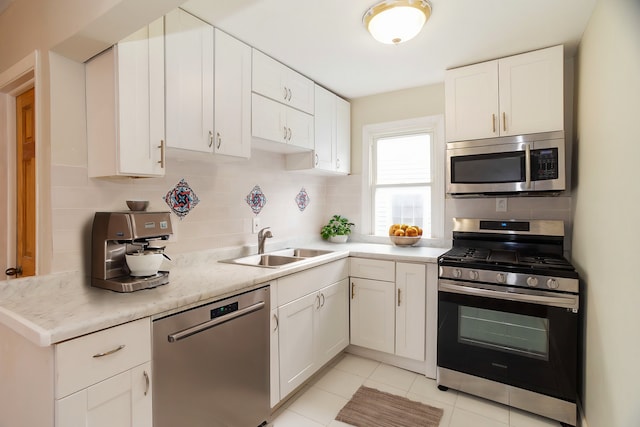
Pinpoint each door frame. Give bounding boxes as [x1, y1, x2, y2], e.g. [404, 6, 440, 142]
[0, 51, 39, 277]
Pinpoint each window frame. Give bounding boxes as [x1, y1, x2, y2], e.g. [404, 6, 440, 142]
[361, 115, 445, 243]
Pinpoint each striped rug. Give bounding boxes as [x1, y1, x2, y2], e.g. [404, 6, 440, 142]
[336, 386, 444, 427]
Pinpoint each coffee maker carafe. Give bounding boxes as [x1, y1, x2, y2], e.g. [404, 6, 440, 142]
[91, 211, 173, 292]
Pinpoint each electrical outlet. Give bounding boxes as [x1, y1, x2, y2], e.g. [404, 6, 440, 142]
[252, 217, 261, 234]
[496, 198, 508, 212]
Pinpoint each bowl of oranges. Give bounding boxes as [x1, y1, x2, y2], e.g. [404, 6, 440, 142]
[388, 224, 423, 246]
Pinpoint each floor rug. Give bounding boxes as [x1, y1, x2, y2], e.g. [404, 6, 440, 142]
[335, 385, 444, 427]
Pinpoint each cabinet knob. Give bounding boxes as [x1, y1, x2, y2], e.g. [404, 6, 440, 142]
[5, 266, 22, 277]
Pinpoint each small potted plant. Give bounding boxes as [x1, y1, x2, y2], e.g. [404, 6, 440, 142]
[321, 215, 354, 243]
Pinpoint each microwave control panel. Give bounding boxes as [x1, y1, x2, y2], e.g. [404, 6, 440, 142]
[531, 148, 559, 181]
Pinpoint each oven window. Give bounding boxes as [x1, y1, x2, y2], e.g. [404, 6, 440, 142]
[458, 306, 549, 360]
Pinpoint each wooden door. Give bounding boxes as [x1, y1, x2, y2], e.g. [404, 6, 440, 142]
[15, 88, 36, 277]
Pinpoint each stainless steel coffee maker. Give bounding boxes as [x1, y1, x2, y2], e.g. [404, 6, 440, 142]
[91, 211, 173, 292]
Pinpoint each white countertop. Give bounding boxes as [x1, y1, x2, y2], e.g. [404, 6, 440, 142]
[0, 242, 448, 347]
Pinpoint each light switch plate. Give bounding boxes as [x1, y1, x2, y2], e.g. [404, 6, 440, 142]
[496, 198, 508, 212]
[252, 217, 261, 234]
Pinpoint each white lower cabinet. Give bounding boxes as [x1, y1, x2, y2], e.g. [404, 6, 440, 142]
[56, 362, 152, 427]
[54, 318, 152, 427]
[349, 258, 427, 362]
[273, 259, 349, 402]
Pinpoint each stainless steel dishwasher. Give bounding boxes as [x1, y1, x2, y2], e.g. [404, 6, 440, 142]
[152, 286, 270, 427]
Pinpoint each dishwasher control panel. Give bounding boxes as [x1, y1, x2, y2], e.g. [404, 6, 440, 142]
[211, 302, 238, 319]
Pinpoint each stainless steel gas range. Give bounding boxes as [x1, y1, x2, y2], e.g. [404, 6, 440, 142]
[437, 218, 580, 427]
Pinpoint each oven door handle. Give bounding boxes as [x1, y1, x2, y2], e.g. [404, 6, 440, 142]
[439, 281, 578, 310]
[525, 143, 532, 189]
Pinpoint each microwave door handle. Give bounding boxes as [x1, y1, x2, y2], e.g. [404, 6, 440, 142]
[525, 143, 532, 189]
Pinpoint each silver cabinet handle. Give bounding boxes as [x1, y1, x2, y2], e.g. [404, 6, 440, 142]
[320, 293, 325, 307]
[273, 313, 279, 332]
[283, 126, 288, 141]
[492, 114, 496, 133]
[208, 130, 213, 147]
[157, 140, 165, 168]
[283, 86, 289, 101]
[336, 158, 340, 169]
[351, 282, 355, 299]
[525, 143, 532, 189]
[502, 112, 506, 132]
[168, 301, 265, 342]
[315, 153, 319, 166]
[287, 88, 292, 101]
[143, 370, 150, 396]
[315, 294, 321, 309]
[93, 344, 125, 358]
[287, 127, 292, 141]
[397, 288, 401, 307]
[216, 132, 222, 149]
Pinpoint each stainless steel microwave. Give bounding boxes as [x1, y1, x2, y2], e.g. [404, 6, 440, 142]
[446, 131, 566, 196]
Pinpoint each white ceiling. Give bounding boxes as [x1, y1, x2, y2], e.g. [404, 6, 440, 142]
[181, 0, 597, 99]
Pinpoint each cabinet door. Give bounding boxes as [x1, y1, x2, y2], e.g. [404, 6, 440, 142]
[56, 362, 152, 427]
[252, 49, 314, 114]
[213, 29, 251, 158]
[286, 106, 314, 150]
[395, 263, 426, 361]
[350, 278, 395, 354]
[498, 45, 564, 136]
[444, 60, 499, 142]
[270, 308, 280, 408]
[252, 93, 286, 143]
[165, 9, 214, 152]
[117, 19, 165, 176]
[278, 292, 318, 398]
[314, 85, 336, 170]
[317, 279, 349, 366]
[335, 96, 351, 174]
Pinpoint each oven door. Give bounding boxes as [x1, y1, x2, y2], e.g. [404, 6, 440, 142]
[437, 280, 578, 402]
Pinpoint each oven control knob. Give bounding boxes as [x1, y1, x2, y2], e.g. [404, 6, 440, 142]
[469, 270, 479, 280]
[453, 268, 462, 278]
[526, 276, 539, 287]
[496, 273, 506, 283]
[547, 278, 559, 289]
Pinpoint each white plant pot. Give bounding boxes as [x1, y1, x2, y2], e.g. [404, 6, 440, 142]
[328, 235, 349, 243]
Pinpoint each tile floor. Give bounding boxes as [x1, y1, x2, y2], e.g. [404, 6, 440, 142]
[271, 353, 564, 427]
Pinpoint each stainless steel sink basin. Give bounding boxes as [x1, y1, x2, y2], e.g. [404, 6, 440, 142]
[220, 248, 334, 268]
[222, 254, 302, 268]
[270, 248, 334, 258]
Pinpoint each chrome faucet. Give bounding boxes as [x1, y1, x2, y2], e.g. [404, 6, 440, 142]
[258, 227, 273, 254]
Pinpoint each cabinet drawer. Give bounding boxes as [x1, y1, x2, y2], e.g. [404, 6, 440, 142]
[55, 318, 151, 398]
[350, 258, 395, 282]
[277, 259, 348, 306]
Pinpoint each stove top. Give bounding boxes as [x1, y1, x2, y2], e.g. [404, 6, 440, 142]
[442, 247, 575, 270]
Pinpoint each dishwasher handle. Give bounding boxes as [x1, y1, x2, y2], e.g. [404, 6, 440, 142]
[168, 301, 266, 343]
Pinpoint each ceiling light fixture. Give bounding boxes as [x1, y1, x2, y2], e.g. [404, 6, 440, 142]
[363, 0, 432, 45]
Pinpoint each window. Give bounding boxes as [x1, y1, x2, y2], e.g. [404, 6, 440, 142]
[362, 116, 444, 240]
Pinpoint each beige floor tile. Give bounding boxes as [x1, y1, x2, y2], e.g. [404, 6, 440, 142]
[313, 367, 366, 399]
[406, 392, 454, 427]
[509, 407, 563, 427]
[368, 362, 419, 391]
[408, 375, 459, 406]
[455, 392, 510, 424]
[449, 408, 510, 427]
[333, 353, 380, 378]
[271, 409, 325, 427]
[362, 378, 409, 397]
[287, 386, 348, 426]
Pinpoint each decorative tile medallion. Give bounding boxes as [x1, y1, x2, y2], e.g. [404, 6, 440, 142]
[164, 178, 200, 220]
[246, 185, 267, 215]
[295, 187, 310, 212]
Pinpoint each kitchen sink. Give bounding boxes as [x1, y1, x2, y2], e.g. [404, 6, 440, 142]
[220, 248, 334, 268]
[270, 248, 334, 258]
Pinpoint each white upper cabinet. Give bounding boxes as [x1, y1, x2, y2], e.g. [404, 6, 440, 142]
[252, 49, 314, 114]
[165, 9, 214, 153]
[445, 45, 564, 142]
[213, 29, 251, 158]
[86, 18, 165, 178]
[285, 85, 351, 174]
[252, 93, 314, 151]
